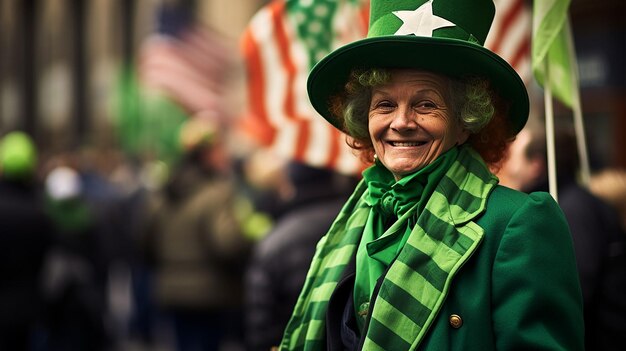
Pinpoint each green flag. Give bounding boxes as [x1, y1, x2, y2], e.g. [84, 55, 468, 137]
[531, 0, 577, 108]
[112, 64, 188, 164]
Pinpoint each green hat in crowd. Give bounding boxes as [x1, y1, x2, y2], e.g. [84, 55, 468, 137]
[307, 0, 529, 137]
[0, 131, 38, 180]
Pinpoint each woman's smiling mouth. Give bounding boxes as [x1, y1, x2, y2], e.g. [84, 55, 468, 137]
[389, 141, 427, 147]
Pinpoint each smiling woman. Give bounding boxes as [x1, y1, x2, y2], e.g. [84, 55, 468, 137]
[366, 70, 468, 179]
[333, 69, 502, 176]
[277, 0, 585, 350]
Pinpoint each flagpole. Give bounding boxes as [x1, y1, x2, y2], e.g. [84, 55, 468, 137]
[543, 60, 559, 202]
[565, 18, 591, 186]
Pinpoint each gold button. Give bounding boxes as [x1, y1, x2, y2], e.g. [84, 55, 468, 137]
[358, 302, 370, 318]
[449, 314, 463, 328]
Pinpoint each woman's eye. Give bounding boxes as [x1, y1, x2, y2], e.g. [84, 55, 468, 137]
[420, 101, 436, 108]
[373, 100, 395, 110]
[415, 101, 437, 110]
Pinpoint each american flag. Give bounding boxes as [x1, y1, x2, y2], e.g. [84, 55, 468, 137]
[138, 4, 236, 121]
[485, 0, 533, 84]
[239, 0, 370, 175]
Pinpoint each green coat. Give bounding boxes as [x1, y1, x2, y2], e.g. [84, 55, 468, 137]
[281, 147, 584, 350]
[419, 186, 584, 350]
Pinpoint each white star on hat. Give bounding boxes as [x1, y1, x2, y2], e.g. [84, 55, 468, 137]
[393, 0, 456, 37]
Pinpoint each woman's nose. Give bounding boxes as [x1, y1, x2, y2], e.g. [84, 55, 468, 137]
[390, 106, 418, 131]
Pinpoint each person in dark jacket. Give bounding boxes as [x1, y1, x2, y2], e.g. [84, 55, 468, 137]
[140, 118, 252, 351]
[244, 161, 358, 351]
[498, 121, 626, 351]
[41, 164, 111, 351]
[0, 131, 53, 351]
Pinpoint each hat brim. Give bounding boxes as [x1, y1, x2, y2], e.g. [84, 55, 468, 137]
[307, 35, 529, 137]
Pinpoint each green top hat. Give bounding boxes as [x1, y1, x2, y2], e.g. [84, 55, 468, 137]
[307, 0, 529, 137]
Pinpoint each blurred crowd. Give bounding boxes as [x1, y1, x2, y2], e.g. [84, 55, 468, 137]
[0, 114, 360, 351]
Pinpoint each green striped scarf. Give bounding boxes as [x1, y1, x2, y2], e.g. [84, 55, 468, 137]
[279, 145, 497, 350]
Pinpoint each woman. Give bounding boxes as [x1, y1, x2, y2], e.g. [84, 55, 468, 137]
[278, 0, 584, 350]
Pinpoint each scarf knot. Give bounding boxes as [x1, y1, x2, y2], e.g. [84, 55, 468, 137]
[364, 148, 458, 224]
[378, 192, 398, 218]
[367, 183, 419, 227]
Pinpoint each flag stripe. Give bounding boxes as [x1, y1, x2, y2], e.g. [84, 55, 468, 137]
[510, 35, 531, 73]
[486, 0, 532, 84]
[242, 27, 276, 145]
[488, 0, 524, 54]
[251, 3, 298, 160]
[497, 9, 530, 66]
[140, 38, 220, 92]
[270, 2, 311, 161]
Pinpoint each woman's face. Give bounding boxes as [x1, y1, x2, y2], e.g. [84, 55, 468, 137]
[368, 70, 469, 180]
